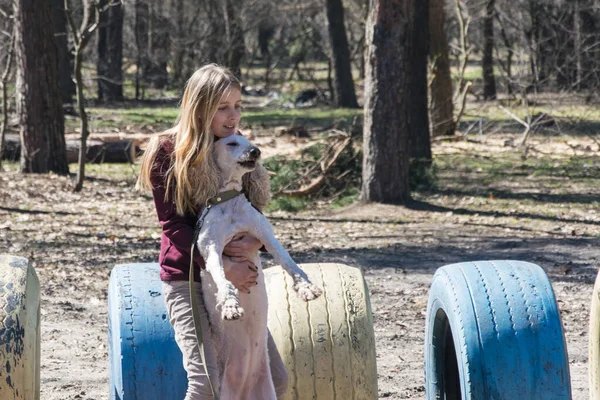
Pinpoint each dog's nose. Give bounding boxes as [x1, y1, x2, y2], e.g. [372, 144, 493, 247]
[249, 146, 261, 159]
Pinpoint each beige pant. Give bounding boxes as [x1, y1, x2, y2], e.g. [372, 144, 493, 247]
[163, 281, 289, 400]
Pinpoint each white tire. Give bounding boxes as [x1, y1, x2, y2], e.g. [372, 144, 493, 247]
[0, 255, 40, 400]
[264, 263, 377, 399]
[590, 269, 600, 400]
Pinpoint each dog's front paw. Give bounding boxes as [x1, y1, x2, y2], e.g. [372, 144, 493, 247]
[295, 281, 323, 301]
[221, 298, 244, 320]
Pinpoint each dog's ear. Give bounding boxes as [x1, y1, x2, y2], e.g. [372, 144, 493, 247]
[243, 162, 271, 210]
[189, 150, 220, 210]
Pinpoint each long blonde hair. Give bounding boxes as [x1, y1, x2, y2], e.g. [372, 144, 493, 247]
[137, 64, 270, 215]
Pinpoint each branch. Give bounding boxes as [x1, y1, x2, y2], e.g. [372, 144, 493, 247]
[498, 105, 547, 148]
[454, 0, 472, 102]
[281, 135, 352, 197]
[1, 31, 14, 83]
[80, 1, 100, 48]
[498, 105, 528, 128]
[454, 81, 472, 130]
[520, 112, 547, 147]
[64, 0, 80, 46]
[0, 6, 9, 19]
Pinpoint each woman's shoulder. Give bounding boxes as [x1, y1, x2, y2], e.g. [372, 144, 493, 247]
[158, 135, 175, 154]
[151, 133, 176, 163]
[150, 134, 176, 176]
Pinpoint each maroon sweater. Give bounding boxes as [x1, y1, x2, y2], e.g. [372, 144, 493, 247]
[150, 140, 205, 282]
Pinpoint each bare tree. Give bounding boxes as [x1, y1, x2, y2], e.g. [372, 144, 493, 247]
[362, 0, 414, 204]
[573, 0, 582, 90]
[482, 0, 497, 99]
[257, 20, 275, 88]
[97, 0, 123, 101]
[52, 0, 75, 104]
[452, 0, 472, 130]
[408, 0, 431, 164]
[206, 0, 226, 64]
[170, 0, 185, 84]
[65, 0, 100, 191]
[137, 2, 169, 88]
[429, 0, 454, 137]
[325, 0, 359, 108]
[14, 0, 68, 174]
[134, 0, 149, 99]
[494, 6, 517, 94]
[0, 22, 14, 172]
[224, 0, 245, 78]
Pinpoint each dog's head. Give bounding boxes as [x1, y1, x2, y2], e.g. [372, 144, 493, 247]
[211, 134, 271, 209]
[214, 134, 261, 171]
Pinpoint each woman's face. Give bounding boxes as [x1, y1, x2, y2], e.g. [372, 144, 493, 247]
[211, 87, 242, 138]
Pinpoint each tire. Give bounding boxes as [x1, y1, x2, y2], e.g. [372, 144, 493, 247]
[108, 263, 187, 400]
[108, 262, 377, 399]
[424, 260, 571, 399]
[0, 255, 40, 400]
[264, 263, 378, 400]
[589, 269, 600, 399]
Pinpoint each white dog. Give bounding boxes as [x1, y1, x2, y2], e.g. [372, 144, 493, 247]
[196, 134, 322, 399]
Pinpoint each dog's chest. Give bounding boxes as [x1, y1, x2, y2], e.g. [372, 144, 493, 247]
[201, 198, 254, 238]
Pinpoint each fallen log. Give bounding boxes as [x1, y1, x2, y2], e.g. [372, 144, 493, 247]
[66, 139, 138, 164]
[1, 133, 19, 161]
[2, 133, 147, 163]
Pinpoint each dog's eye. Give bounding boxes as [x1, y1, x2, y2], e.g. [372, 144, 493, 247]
[227, 142, 239, 147]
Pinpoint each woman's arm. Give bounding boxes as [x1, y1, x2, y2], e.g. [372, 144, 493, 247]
[223, 256, 258, 293]
[150, 142, 205, 269]
[223, 233, 263, 258]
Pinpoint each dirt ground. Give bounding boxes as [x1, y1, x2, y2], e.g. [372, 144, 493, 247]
[0, 132, 599, 399]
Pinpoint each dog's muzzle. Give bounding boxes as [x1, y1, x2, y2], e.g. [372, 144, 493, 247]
[248, 146, 261, 160]
[238, 146, 261, 169]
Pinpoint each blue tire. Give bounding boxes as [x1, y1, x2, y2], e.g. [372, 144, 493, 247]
[424, 260, 571, 399]
[108, 263, 187, 400]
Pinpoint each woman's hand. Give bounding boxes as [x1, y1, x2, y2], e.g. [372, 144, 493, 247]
[223, 233, 262, 258]
[223, 255, 258, 294]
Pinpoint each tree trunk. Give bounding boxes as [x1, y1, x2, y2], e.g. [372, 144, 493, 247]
[482, 0, 497, 100]
[361, 0, 413, 204]
[258, 21, 274, 89]
[14, 0, 68, 174]
[65, 0, 99, 192]
[581, 1, 600, 88]
[224, 0, 245, 79]
[528, 0, 552, 88]
[51, 0, 75, 104]
[206, 0, 226, 64]
[527, 0, 540, 87]
[0, 30, 15, 171]
[327, 58, 335, 102]
[171, 0, 185, 84]
[555, 8, 573, 89]
[429, 0, 454, 137]
[496, 13, 514, 94]
[135, 0, 149, 99]
[97, 0, 124, 102]
[74, 50, 89, 191]
[326, 0, 359, 108]
[573, 0, 582, 90]
[145, 3, 169, 88]
[408, 0, 431, 164]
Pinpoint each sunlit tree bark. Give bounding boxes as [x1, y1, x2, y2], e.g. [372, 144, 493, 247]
[361, 0, 414, 204]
